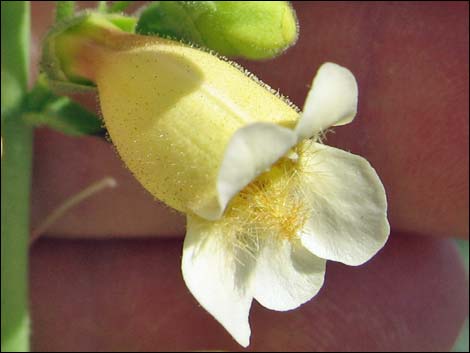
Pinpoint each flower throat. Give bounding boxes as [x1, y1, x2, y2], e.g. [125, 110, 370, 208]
[221, 141, 314, 250]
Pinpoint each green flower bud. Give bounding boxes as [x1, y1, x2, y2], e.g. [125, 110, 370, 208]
[136, 1, 298, 60]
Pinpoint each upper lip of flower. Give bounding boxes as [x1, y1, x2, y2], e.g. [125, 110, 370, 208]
[194, 62, 359, 222]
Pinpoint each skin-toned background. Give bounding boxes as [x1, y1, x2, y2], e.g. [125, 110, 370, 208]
[28, 1, 468, 351]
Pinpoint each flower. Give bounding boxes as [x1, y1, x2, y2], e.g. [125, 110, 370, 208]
[50, 30, 389, 347]
[179, 64, 390, 347]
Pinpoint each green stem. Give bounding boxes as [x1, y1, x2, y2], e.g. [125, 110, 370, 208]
[1, 116, 33, 352]
[1, 2, 31, 352]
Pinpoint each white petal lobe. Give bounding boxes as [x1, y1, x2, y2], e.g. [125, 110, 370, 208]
[296, 62, 358, 140]
[194, 122, 297, 221]
[254, 239, 326, 311]
[182, 215, 255, 347]
[300, 143, 390, 266]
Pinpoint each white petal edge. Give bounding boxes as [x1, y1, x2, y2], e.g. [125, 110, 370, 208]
[295, 62, 358, 140]
[193, 122, 298, 221]
[254, 238, 326, 311]
[182, 215, 256, 347]
[300, 143, 390, 266]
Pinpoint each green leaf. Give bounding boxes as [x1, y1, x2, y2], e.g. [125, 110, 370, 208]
[55, 1, 75, 22]
[136, 1, 299, 60]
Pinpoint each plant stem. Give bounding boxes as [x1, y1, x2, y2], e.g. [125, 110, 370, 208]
[1, 116, 33, 352]
[1, 2, 31, 352]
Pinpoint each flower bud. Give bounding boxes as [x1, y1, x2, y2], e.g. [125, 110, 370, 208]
[136, 1, 298, 60]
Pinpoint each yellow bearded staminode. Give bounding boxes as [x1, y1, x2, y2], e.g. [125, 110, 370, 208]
[44, 16, 390, 348]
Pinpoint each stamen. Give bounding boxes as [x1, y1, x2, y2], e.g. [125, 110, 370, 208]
[219, 143, 313, 253]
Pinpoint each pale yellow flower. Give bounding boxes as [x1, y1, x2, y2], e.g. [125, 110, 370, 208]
[78, 36, 389, 347]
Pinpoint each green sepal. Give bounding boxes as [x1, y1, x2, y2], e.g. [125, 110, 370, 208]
[41, 11, 136, 93]
[41, 12, 98, 91]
